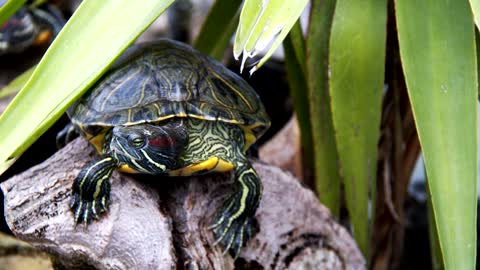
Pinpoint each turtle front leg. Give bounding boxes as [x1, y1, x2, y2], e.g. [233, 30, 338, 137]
[210, 162, 262, 257]
[70, 155, 117, 225]
[56, 123, 78, 149]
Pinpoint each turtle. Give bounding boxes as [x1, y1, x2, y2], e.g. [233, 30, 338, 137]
[0, 1, 65, 55]
[60, 39, 270, 256]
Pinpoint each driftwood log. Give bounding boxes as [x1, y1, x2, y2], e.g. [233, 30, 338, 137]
[1, 139, 365, 270]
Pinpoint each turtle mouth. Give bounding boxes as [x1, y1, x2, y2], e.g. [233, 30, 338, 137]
[110, 136, 166, 174]
[110, 138, 149, 173]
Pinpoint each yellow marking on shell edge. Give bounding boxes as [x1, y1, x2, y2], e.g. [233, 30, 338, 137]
[81, 111, 266, 154]
[121, 114, 186, 126]
[169, 157, 234, 176]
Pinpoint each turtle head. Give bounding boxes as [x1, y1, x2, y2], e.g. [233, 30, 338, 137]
[109, 120, 187, 174]
[0, 8, 38, 55]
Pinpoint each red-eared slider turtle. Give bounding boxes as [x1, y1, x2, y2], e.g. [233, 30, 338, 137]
[0, 1, 65, 55]
[62, 39, 270, 256]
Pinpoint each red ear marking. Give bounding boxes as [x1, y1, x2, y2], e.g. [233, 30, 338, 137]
[149, 136, 176, 147]
[1, 19, 20, 30]
[0, 22, 10, 30]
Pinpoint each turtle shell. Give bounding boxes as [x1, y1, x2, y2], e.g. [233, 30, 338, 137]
[69, 39, 270, 147]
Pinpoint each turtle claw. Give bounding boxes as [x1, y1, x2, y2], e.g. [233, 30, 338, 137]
[70, 192, 109, 226]
[210, 212, 255, 258]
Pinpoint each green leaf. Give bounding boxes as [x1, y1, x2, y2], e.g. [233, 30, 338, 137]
[328, 0, 387, 257]
[306, 0, 342, 217]
[234, 0, 308, 73]
[396, 1, 478, 269]
[283, 21, 313, 171]
[30, 0, 49, 8]
[476, 30, 480, 97]
[194, 0, 242, 61]
[470, 0, 480, 29]
[0, 65, 36, 99]
[427, 180, 445, 270]
[287, 21, 306, 74]
[0, 0, 28, 25]
[0, 0, 174, 174]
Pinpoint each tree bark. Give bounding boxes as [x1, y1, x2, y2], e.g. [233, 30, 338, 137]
[1, 139, 365, 270]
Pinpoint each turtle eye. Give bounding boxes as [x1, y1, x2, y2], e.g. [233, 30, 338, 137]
[130, 137, 145, 148]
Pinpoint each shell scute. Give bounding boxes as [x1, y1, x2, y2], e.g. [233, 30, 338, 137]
[69, 39, 270, 142]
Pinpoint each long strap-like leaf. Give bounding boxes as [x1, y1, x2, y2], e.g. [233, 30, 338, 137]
[329, 0, 387, 258]
[396, 1, 478, 268]
[306, 0, 342, 217]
